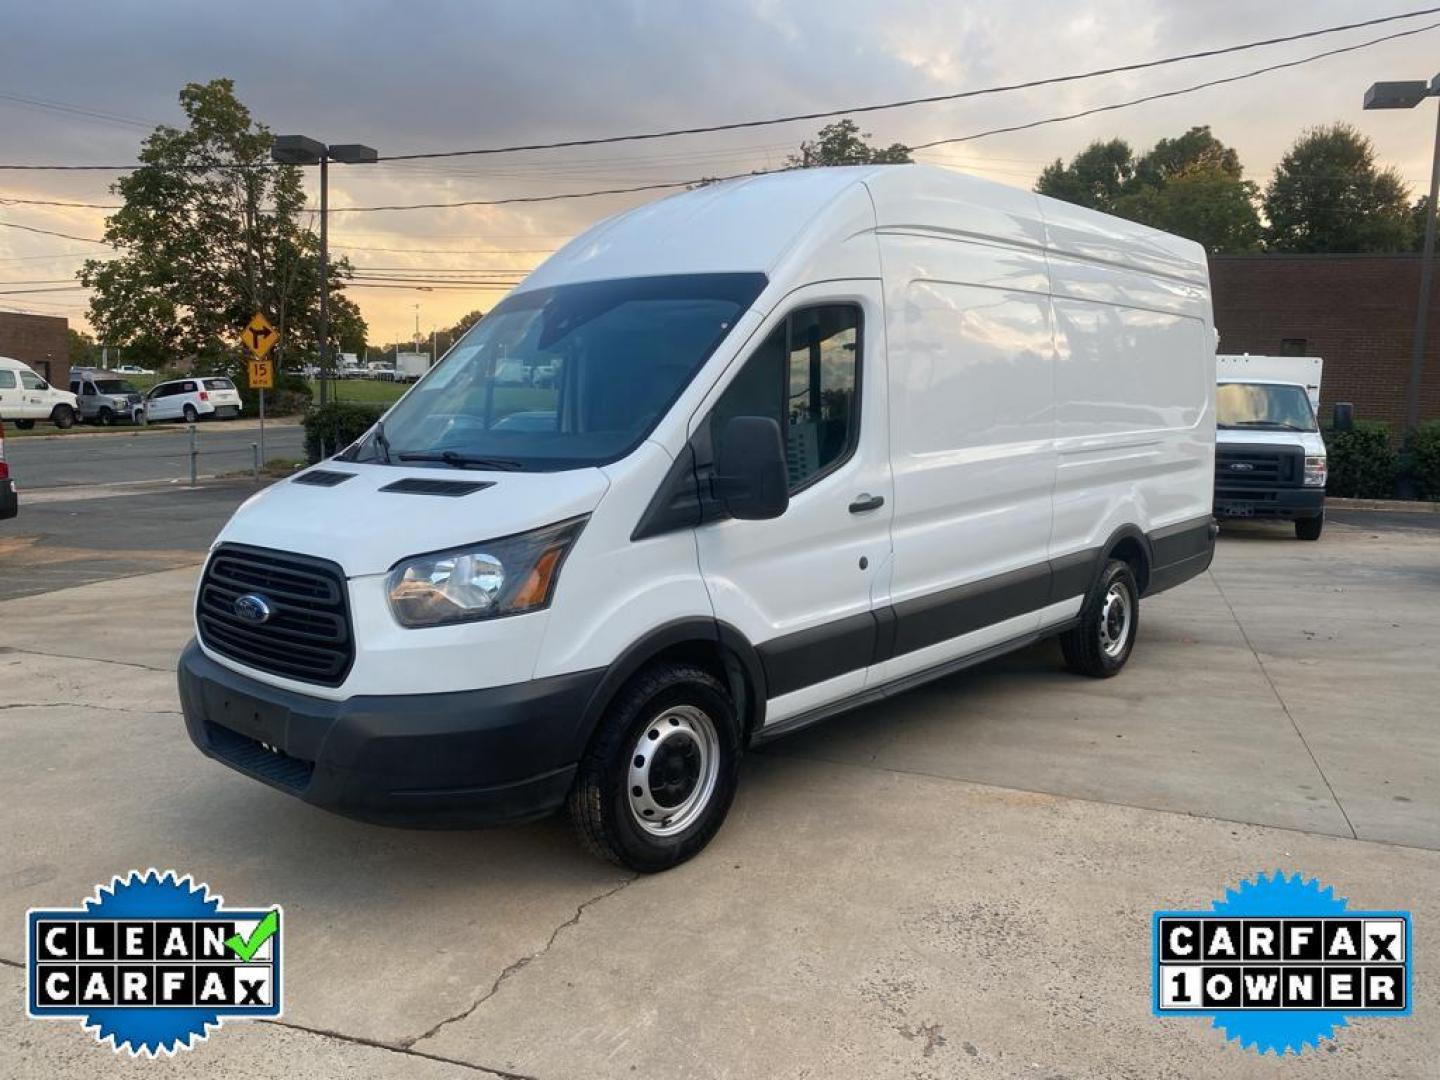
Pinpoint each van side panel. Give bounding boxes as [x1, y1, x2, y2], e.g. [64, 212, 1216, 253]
[875, 233, 1058, 683]
[1039, 198, 1215, 576]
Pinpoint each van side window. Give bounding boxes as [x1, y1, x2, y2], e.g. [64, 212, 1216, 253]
[0, 371, 15, 389]
[711, 304, 861, 493]
[19, 370, 43, 391]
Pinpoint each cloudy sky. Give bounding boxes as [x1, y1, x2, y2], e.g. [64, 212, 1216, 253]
[1, 0, 1436, 344]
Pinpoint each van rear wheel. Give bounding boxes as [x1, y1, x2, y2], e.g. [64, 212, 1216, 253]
[567, 662, 740, 872]
[1060, 558, 1139, 678]
[14, 419, 34, 430]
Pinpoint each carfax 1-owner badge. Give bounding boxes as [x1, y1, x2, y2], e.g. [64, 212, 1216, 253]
[26, 869, 282, 1056]
[1153, 871, 1411, 1055]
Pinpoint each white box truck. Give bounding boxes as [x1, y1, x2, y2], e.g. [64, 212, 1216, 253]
[1215, 354, 1327, 540]
[179, 165, 1217, 871]
[396, 352, 432, 383]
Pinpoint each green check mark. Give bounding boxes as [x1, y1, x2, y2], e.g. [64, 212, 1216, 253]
[225, 909, 279, 962]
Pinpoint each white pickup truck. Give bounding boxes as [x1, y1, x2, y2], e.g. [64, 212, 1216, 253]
[1215, 354, 1327, 540]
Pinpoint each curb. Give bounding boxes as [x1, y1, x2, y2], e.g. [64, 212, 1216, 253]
[1327, 497, 1440, 514]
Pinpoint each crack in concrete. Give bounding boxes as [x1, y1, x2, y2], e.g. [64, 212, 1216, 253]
[0, 955, 21, 969]
[259, 1019, 539, 1079]
[1207, 570, 1359, 840]
[403, 876, 636, 1052]
[0, 701, 182, 716]
[0, 645, 174, 674]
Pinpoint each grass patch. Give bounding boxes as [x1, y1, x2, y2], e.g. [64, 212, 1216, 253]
[309, 378, 408, 406]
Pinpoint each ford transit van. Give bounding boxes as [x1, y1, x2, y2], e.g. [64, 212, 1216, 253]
[179, 165, 1217, 871]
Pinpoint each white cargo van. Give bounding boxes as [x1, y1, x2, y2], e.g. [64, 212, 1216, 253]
[179, 166, 1217, 871]
[0, 356, 78, 430]
[1215, 354, 1327, 540]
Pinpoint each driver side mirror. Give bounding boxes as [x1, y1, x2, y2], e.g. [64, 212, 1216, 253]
[714, 416, 789, 521]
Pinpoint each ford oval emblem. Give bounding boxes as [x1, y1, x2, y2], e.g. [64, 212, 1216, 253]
[1229, 462, 1255, 471]
[233, 593, 273, 625]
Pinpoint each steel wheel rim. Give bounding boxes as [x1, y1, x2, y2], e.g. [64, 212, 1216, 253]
[1099, 582, 1132, 659]
[626, 704, 720, 837]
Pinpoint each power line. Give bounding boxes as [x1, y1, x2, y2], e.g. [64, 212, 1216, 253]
[327, 17, 1440, 214]
[911, 20, 1440, 151]
[0, 91, 157, 130]
[0, 219, 109, 244]
[371, 6, 1440, 163]
[2, 7, 1437, 171]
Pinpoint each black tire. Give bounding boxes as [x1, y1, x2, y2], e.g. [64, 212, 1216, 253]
[182, 404, 199, 424]
[1060, 558, 1139, 678]
[96, 407, 114, 426]
[14, 419, 34, 430]
[1295, 513, 1323, 541]
[567, 662, 741, 873]
[50, 406, 74, 430]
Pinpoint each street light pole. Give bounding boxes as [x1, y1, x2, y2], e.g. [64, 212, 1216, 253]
[1365, 76, 1440, 434]
[1409, 96, 1440, 433]
[318, 151, 330, 408]
[270, 136, 377, 413]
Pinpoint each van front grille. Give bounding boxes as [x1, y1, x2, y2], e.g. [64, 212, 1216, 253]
[1215, 445, 1301, 490]
[197, 544, 353, 687]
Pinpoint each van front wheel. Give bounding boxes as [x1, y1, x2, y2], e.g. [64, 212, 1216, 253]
[1060, 558, 1139, 678]
[567, 663, 740, 873]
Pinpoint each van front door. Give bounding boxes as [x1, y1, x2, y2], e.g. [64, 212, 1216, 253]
[691, 283, 893, 730]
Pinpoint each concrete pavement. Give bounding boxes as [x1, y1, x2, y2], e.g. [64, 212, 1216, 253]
[7, 421, 304, 489]
[0, 518, 1437, 1077]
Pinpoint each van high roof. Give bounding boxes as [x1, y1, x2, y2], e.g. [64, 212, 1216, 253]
[522, 164, 1209, 297]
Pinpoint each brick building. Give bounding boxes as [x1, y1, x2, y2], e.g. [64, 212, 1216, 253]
[1209, 254, 1440, 432]
[0, 310, 70, 390]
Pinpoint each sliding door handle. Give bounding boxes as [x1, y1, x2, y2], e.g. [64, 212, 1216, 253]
[848, 493, 885, 514]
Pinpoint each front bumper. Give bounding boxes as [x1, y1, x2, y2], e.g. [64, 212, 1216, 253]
[1215, 487, 1324, 520]
[178, 640, 602, 827]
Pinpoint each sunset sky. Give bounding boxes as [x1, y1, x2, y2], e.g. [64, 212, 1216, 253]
[2, 0, 1436, 346]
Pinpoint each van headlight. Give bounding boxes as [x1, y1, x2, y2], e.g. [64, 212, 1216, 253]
[1304, 455, 1327, 487]
[386, 517, 587, 628]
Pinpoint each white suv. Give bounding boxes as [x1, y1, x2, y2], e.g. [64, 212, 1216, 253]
[145, 377, 244, 423]
[0, 356, 78, 430]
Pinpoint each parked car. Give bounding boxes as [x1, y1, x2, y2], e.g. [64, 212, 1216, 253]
[145, 377, 243, 422]
[0, 356, 78, 430]
[1214, 355, 1327, 541]
[178, 165, 1216, 872]
[0, 418, 15, 520]
[113, 364, 154, 376]
[70, 372, 147, 425]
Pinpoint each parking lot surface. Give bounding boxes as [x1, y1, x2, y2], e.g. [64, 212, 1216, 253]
[1, 502, 1437, 1078]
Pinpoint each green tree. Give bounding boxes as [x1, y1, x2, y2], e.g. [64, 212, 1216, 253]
[1035, 138, 1135, 212]
[79, 79, 366, 376]
[67, 328, 98, 367]
[446, 309, 486, 339]
[1113, 167, 1262, 253]
[786, 120, 911, 167]
[1263, 123, 1415, 253]
[1130, 125, 1242, 188]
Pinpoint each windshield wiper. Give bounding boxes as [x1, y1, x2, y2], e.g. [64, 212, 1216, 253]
[373, 421, 392, 464]
[397, 450, 524, 471]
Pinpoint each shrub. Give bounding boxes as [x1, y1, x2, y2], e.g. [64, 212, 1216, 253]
[303, 400, 385, 463]
[1324, 420, 1397, 499]
[240, 372, 312, 417]
[1408, 419, 1440, 501]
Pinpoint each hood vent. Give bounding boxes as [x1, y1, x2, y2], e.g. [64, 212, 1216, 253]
[293, 470, 356, 488]
[379, 477, 495, 497]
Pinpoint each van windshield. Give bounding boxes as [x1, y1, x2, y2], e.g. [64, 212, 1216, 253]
[355, 273, 765, 471]
[1216, 382, 1317, 432]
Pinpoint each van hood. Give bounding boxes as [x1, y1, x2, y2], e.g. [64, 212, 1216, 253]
[1217, 427, 1326, 454]
[215, 464, 610, 576]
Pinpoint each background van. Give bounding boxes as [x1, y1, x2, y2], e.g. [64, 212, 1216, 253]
[179, 165, 1216, 871]
[145, 376, 243, 422]
[0, 356, 78, 430]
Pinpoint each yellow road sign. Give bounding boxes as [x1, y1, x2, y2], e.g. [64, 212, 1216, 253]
[241, 313, 278, 360]
[248, 359, 274, 390]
